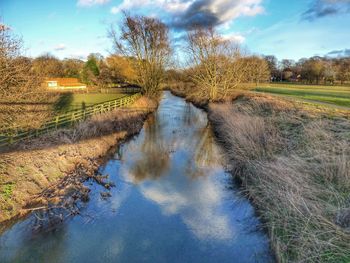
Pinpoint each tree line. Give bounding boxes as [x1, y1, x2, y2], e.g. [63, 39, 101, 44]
[1, 14, 271, 103]
[23, 53, 138, 88]
[0, 24, 137, 131]
[264, 55, 350, 85]
[2, 13, 350, 131]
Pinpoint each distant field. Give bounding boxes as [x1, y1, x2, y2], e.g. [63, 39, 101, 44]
[55, 93, 128, 112]
[255, 83, 350, 108]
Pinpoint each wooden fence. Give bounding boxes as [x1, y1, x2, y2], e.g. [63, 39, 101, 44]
[0, 93, 141, 148]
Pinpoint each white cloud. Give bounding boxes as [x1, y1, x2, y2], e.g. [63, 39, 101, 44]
[110, 0, 264, 29]
[77, 0, 110, 7]
[54, 43, 66, 51]
[222, 33, 246, 44]
[111, 0, 193, 14]
[110, 6, 120, 14]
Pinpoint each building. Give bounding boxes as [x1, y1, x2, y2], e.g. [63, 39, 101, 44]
[44, 78, 86, 90]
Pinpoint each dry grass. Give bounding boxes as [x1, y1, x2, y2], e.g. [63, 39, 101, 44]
[0, 96, 156, 223]
[209, 94, 350, 262]
[167, 81, 245, 108]
[167, 82, 193, 98]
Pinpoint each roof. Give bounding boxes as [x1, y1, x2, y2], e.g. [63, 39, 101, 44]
[45, 78, 86, 87]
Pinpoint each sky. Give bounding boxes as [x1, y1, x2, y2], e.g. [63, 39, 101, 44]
[1, 0, 350, 61]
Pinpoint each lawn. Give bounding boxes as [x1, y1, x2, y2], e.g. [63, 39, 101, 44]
[255, 83, 350, 108]
[54, 93, 128, 112]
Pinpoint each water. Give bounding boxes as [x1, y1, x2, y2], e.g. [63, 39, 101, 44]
[0, 91, 273, 263]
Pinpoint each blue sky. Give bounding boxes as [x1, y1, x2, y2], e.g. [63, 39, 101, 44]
[1, 0, 350, 61]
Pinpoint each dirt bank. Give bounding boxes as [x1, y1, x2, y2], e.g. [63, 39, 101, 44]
[0, 97, 157, 224]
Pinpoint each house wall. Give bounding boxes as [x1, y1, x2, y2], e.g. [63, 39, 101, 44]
[44, 79, 86, 90]
[47, 81, 58, 87]
[60, 85, 87, 90]
[46, 84, 87, 90]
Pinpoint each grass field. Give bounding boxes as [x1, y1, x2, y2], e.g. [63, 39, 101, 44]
[255, 83, 350, 108]
[55, 93, 128, 112]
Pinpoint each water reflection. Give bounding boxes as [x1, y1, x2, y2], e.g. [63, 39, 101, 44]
[0, 91, 272, 263]
[138, 163, 234, 241]
[118, 92, 253, 242]
[128, 114, 171, 183]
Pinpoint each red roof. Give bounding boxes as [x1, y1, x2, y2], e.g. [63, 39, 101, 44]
[46, 78, 85, 87]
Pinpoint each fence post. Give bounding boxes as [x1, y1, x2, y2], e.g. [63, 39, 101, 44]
[8, 134, 13, 145]
[55, 116, 59, 129]
[1, 94, 139, 147]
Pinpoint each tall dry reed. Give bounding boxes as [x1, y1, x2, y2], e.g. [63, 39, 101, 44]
[209, 95, 350, 262]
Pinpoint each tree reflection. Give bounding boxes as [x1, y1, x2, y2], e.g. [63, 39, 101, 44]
[126, 98, 223, 183]
[0, 220, 68, 262]
[123, 94, 235, 241]
[194, 126, 221, 168]
[128, 114, 171, 183]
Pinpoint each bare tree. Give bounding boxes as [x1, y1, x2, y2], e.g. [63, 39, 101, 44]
[106, 55, 137, 83]
[109, 14, 171, 98]
[0, 24, 55, 132]
[264, 55, 278, 80]
[300, 57, 325, 84]
[63, 58, 84, 78]
[243, 56, 270, 86]
[186, 27, 245, 101]
[32, 53, 64, 78]
[336, 59, 350, 85]
[280, 59, 295, 71]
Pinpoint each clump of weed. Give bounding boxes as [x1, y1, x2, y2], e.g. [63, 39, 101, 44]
[1, 183, 14, 200]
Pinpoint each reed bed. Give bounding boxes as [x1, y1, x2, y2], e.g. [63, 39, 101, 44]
[209, 95, 350, 262]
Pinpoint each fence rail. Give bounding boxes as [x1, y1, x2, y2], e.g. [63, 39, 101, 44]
[0, 93, 142, 148]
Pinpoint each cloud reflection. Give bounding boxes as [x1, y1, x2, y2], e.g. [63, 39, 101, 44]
[139, 159, 234, 241]
[119, 92, 234, 241]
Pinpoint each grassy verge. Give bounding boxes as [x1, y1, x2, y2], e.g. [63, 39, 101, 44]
[255, 83, 350, 108]
[168, 83, 350, 262]
[0, 94, 59, 133]
[0, 96, 156, 224]
[54, 93, 128, 112]
[0, 92, 130, 134]
[209, 94, 350, 262]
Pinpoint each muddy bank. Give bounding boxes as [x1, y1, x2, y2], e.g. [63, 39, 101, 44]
[0, 97, 157, 224]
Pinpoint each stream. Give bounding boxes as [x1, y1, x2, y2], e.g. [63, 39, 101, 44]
[0, 91, 273, 263]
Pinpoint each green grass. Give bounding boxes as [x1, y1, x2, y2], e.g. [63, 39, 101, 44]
[55, 93, 128, 112]
[1, 183, 14, 200]
[255, 83, 350, 108]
